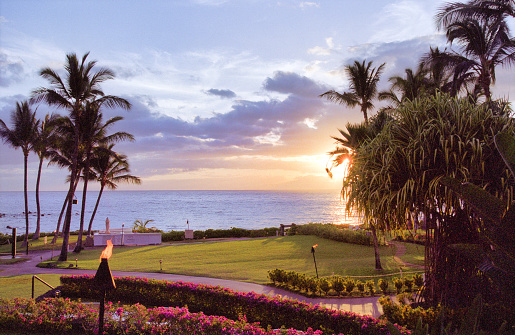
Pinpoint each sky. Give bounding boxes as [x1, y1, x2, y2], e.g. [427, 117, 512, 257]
[1, 0, 514, 192]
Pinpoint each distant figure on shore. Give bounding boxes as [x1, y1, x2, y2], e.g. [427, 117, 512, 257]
[105, 217, 110, 233]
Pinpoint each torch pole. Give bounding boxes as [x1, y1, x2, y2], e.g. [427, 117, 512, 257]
[98, 289, 106, 335]
[311, 246, 319, 278]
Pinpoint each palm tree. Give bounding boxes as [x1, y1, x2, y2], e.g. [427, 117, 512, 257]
[0, 101, 39, 250]
[31, 52, 131, 261]
[320, 60, 385, 125]
[87, 144, 141, 235]
[378, 64, 432, 107]
[448, 18, 515, 101]
[436, 0, 515, 29]
[74, 103, 134, 252]
[32, 113, 59, 240]
[432, 0, 515, 102]
[327, 112, 393, 271]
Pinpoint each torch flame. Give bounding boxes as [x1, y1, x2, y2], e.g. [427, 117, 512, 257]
[313, 244, 318, 249]
[100, 239, 113, 260]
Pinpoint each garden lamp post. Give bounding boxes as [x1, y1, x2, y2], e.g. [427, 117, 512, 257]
[94, 239, 116, 335]
[6, 226, 16, 259]
[311, 244, 319, 278]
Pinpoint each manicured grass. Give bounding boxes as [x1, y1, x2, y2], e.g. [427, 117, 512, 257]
[398, 242, 425, 266]
[0, 236, 72, 255]
[0, 274, 62, 300]
[39, 235, 409, 284]
[0, 257, 29, 265]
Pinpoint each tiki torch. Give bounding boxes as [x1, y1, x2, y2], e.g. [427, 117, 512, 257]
[311, 244, 319, 278]
[94, 239, 116, 335]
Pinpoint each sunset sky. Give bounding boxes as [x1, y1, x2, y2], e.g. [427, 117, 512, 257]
[1, 0, 514, 191]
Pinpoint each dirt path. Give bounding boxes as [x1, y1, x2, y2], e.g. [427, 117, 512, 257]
[389, 240, 425, 270]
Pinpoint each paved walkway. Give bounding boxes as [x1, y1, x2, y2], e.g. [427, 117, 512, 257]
[0, 242, 425, 319]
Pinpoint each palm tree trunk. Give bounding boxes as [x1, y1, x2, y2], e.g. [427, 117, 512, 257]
[58, 123, 80, 261]
[52, 178, 78, 244]
[33, 156, 43, 240]
[52, 195, 67, 244]
[88, 184, 105, 236]
[74, 155, 91, 253]
[22, 152, 30, 251]
[371, 224, 383, 270]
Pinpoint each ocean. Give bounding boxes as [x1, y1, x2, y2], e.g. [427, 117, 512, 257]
[0, 190, 359, 235]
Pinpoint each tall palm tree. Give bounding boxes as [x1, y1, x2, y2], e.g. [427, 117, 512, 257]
[320, 60, 385, 125]
[32, 113, 59, 240]
[378, 64, 432, 107]
[436, 0, 515, 29]
[327, 112, 393, 271]
[432, 1, 515, 102]
[31, 52, 131, 261]
[0, 101, 39, 250]
[87, 144, 141, 235]
[74, 103, 134, 252]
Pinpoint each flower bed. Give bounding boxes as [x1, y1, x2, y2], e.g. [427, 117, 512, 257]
[59, 275, 408, 334]
[0, 297, 324, 334]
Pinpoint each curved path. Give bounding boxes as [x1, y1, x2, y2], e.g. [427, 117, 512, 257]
[0, 248, 386, 318]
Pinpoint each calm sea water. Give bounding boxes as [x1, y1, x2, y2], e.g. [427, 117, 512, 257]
[0, 190, 359, 235]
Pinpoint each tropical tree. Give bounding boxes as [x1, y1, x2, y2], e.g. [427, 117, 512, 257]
[74, 104, 134, 252]
[32, 113, 59, 240]
[31, 52, 131, 261]
[327, 111, 393, 270]
[320, 60, 385, 125]
[343, 92, 514, 308]
[378, 64, 432, 107]
[0, 101, 39, 249]
[87, 144, 141, 236]
[436, 0, 515, 28]
[430, 1, 515, 102]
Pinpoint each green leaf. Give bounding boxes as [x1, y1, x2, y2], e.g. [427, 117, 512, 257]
[495, 131, 515, 179]
[440, 176, 505, 224]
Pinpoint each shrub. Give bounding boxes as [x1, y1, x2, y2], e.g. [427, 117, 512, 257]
[344, 278, 356, 295]
[413, 273, 424, 290]
[379, 295, 440, 330]
[286, 271, 299, 289]
[379, 279, 389, 295]
[268, 268, 287, 285]
[332, 276, 345, 296]
[0, 297, 326, 335]
[319, 278, 331, 295]
[366, 280, 375, 296]
[393, 278, 404, 294]
[60, 275, 406, 335]
[161, 230, 185, 242]
[356, 280, 365, 296]
[295, 223, 374, 246]
[306, 276, 319, 294]
[403, 277, 413, 293]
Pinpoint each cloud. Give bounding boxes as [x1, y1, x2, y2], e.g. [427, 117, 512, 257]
[204, 88, 237, 99]
[300, 2, 319, 9]
[263, 71, 329, 97]
[0, 53, 25, 87]
[308, 37, 339, 56]
[370, 1, 439, 44]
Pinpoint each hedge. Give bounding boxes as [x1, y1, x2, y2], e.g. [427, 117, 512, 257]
[59, 275, 408, 335]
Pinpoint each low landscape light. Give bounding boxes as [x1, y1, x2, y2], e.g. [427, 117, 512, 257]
[311, 244, 319, 278]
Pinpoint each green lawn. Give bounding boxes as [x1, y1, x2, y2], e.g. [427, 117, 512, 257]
[0, 236, 70, 256]
[0, 235, 424, 300]
[40, 235, 407, 283]
[397, 241, 425, 266]
[0, 274, 62, 300]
